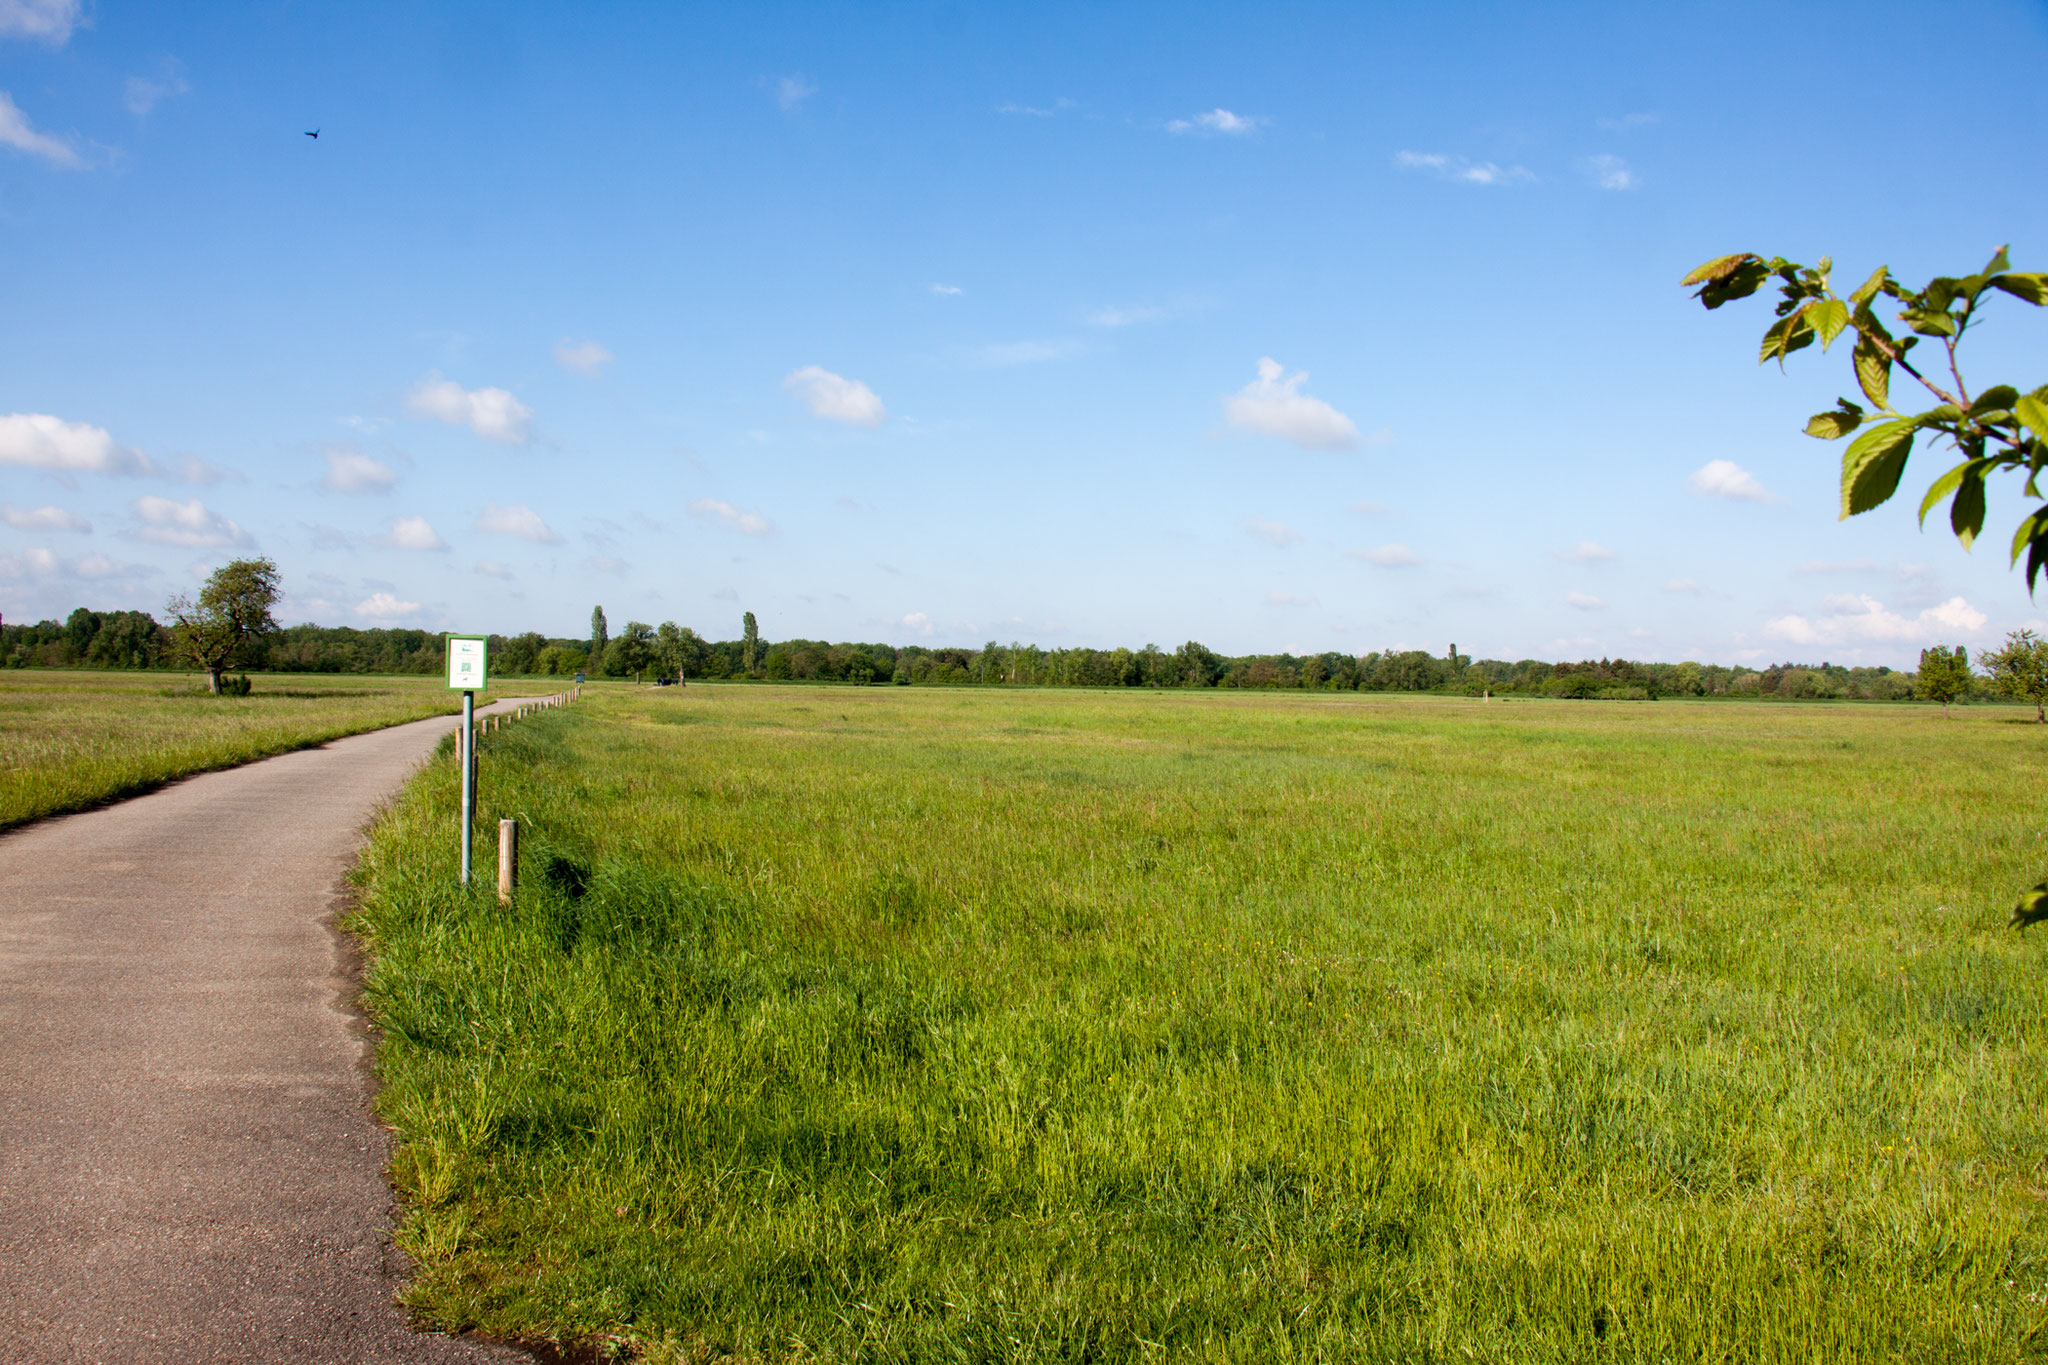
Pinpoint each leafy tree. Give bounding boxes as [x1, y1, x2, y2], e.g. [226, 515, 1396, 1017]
[590, 605, 609, 662]
[1682, 246, 2048, 586]
[654, 621, 710, 682]
[166, 558, 281, 695]
[494, 630, 546, 676]
[603, 620, 655, 682]
[1915, 645, 1972, 718]
[1175, 640, 1221, 687]
[65, 607, 100, 658]
[1984, 628, 2048, 722]
[742, 611, 760, 675]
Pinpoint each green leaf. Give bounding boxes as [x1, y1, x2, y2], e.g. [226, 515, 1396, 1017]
[1905, 307, 1958, 337]
[2018, 394, 2048, 445]
[1951, 467, 1987, 549]
[1840, 418, 1916, 518]
[1970, 385, 2019, 417]
[1808, 298, 1850, 350]
[1682, 253, 1755, 287]
[1852, 333, 1890, 407]
[1991, 274, 2048, 305]
[1919, 461, 1972, 526]
[1805, 409, 1861, 439]
[2013, 504, 2048, 593]
[1848, 265, 1889, 306]
[1684, 253, 1773, 308]
[1759, 306, 1817, 365]
[1984, 245, 2012, 276]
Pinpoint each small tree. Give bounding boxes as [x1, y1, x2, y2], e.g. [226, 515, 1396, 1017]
[1984, 628, 2048, 722]
[654, 620, 709, 682]
[603, 620, 655, 682]
[166, 558, 281, 695]
[1915, 645, 1972, 718]
[590, 605, 609, 662]
[742, 611, 760, 675]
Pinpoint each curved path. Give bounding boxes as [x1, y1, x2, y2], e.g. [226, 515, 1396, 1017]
[0, 698, 559, 1364]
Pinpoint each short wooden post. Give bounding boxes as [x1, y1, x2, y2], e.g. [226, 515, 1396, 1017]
[497, 818, 518, 905]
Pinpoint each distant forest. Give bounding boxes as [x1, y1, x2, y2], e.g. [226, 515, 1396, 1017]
[0, 604, 1947, 701]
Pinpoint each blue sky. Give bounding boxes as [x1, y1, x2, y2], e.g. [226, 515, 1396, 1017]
[4, 0, 2047, 666]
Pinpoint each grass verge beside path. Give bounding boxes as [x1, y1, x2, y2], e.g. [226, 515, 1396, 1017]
[1, 670, 493, 829]
[353, 685, 2048, 1362]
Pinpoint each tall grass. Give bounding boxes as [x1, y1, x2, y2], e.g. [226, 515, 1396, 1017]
[351, 686, 2048, 1362]
[0, 670, 470, 828]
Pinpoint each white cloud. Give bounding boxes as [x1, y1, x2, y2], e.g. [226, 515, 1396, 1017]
[322, 447, 396, 493]
[1581, 154, 1635, 190]
[895, 611, 935, 637]
[474, 502, 561, 543]
[1556, 540, 1616, 563]
[1664, 578, 1704, 594]
[405, 373, 531, 443]
[384, 515, 447, 551]
[0, 0, 78, 41]
[3, 503, 88, 532]
[1394, 150, 1533, 185]
[1796, 559, 1879, 574]
[1350, 543, 1420, 567]
[554, 338, 613, 375]
[1265, 591, 1314, 606]
[783, 365, 886, 427]
[688, 497, 775, 537]
[1225, 357, 1359, 450]
[473, 559, 513, 579]
[586, 555, 628, 576]
[353, 592, 422, 621]
[1246, 517, 1303, 547]
[1689, 459, 1772, 502]
[1168, 108, 1262, 135]
[133, 495, 248, 548]
[0, 547, 152, 584]
[68, 552, 140, 580]
[1765, 595, 1988, 647]
[777, 75, 816, 111]
[1567, 591, 1606, 610]
[1597, 112, 1660, 132]
[124, 63, 189, 117]
[0, 91, 78, 166]
[0, 413, 150, 474]
[930, 283, 963, 296]
[167, 455, 234, 485]
[1349, 500, 1389, 515]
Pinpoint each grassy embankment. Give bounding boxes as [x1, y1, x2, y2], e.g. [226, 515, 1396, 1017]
[351, 685, 2048, 1362]
[0, 669, 480, 829]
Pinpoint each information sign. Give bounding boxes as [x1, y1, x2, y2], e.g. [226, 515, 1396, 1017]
[445, 634, 489, 691]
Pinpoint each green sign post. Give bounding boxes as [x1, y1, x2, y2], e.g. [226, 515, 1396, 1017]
[445, 635, 489, 884]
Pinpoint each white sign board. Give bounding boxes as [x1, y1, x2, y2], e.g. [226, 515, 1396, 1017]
[445, 635, 488, 691]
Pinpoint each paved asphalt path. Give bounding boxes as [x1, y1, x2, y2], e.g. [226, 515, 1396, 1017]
[0, 699, 561, 1365]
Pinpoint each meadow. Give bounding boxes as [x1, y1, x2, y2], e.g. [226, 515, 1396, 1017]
[349, 684, 2048, 1363]
[0, 669, 476, 828]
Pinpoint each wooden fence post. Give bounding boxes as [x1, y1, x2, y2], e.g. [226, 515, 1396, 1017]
[497, 818, 518, 905]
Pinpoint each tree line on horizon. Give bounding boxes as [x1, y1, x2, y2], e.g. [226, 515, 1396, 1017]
[10, 601, 2045, 707]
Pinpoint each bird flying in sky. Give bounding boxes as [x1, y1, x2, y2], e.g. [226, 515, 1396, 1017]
[304, 129, 319, 139]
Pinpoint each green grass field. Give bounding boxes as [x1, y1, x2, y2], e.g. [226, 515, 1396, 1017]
[0, 670, 488, 829]
[350, 685, 2048, 1362]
